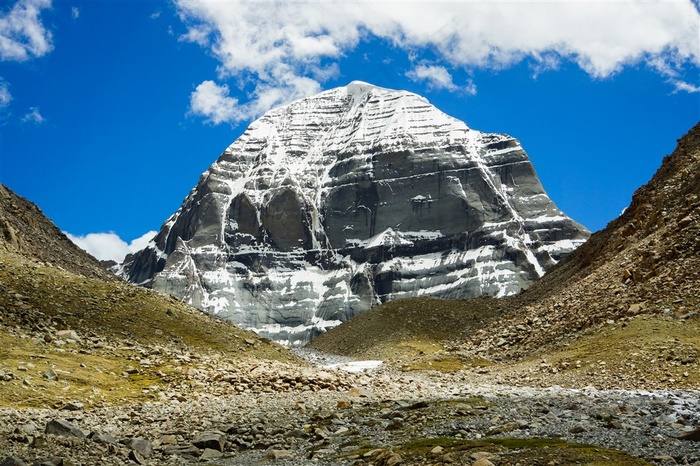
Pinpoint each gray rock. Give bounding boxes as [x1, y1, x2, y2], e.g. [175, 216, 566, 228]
[89, 432, 119, 445]
[55, 330, 80, 343]
[127, 450, 145, 465]
[192, 430, 226, 451]
[200, 448, 223, 460]
[62, 401, 83, 411]
[0, 458, 27, 466]
[569, 424, 587, 434]
[121, 437, 153, 457]
[265, 449, 294, 460]
[120, 81, 589, 344]
[15, 424, 37, 435]
[162, 444, 201, 458]
[33, 458, 71, 466]
[44, 420, 85, 439]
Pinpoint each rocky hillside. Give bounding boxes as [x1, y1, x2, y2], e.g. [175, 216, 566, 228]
[309, 122, 700, 390]
[0, 184, 116, 281]
[120, 81, 588, 345]
[462, 121, 700, 359]
[0, 184, 299, 411]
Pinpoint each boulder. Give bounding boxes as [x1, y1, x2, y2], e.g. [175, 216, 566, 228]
[44, 420, 85, 439]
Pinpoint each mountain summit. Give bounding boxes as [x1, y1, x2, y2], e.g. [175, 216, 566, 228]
[120, 82, 589, 344]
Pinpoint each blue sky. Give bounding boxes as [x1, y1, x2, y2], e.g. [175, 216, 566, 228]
[1, 0, 698, 261]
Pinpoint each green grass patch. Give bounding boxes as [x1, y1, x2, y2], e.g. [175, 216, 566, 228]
[396, 437, 652, 465]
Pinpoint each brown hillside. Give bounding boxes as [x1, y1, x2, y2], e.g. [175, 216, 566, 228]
[0, 184, 116, 281]
[0, 185, 296, 409]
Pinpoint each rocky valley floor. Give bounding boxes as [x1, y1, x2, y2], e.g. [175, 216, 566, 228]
[1, 349, 699, 466]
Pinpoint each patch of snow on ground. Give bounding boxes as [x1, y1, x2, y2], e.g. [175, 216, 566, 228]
[293, 348, 383, 373]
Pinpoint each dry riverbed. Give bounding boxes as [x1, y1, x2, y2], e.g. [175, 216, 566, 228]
[1, 349, 699, 466]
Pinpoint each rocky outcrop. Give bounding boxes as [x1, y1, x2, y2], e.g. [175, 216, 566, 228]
[119, 81, 589, 344]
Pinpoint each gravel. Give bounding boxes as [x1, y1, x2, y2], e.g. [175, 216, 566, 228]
[1, 354, 699, 465]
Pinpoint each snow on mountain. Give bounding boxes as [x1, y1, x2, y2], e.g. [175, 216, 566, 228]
[119, 81, 589, 345]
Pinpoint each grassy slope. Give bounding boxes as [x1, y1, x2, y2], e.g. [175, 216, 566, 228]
[0, 250, 296, 409]
[309, 296, 508, 361]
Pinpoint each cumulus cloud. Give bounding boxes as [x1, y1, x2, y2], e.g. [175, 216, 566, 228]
[0, 0, 53, 62]
[66, 230, 158, 262]
[406, 64, 476, 95]
[176, 1, 700, 125]
[189, 80, 242, 125]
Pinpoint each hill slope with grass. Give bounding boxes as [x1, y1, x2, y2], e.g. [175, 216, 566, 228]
[309, 122, 700, 390]
[0, 184, 296, 409]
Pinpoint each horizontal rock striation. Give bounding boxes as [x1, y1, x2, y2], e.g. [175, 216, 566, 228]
[120, 81, 589, 344]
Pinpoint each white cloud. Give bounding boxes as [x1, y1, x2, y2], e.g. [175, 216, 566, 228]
[190, 76, 321, 125]
[71, 6, 78, 20]
[0, 0, 53, 62]
[407, 64, 458, 91]
[66, 230, 158, 262]
[21, 106, 43, 123]
[0, 79, 11, 107]
[176, 0, 700, 124]
[463, 80, 477, 97]
[189, 80, 242, 125]
[406, 64, 478, 95]
[128, 231, 156, 252]
[671, 79, 700, 94]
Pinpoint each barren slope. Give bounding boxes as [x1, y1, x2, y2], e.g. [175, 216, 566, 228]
[0, 184, 296, 409]
[0, 184, 116, 281]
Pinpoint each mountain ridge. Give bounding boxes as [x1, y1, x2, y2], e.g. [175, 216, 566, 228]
[0, 184, 117, 282]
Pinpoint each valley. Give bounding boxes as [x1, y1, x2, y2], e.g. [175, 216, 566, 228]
[0, 94, 698, 465]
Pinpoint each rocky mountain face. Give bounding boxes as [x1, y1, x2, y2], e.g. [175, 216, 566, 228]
[309, 122, 700, 392]
[0, 184, 116, 282]
[120, 82, 589, 345]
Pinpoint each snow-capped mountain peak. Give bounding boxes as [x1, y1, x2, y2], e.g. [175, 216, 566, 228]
[120, 82, 589, 345]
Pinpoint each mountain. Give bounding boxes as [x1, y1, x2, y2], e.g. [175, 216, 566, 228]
[308, 122, 700, 389]
[120, 81, 589, 345]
